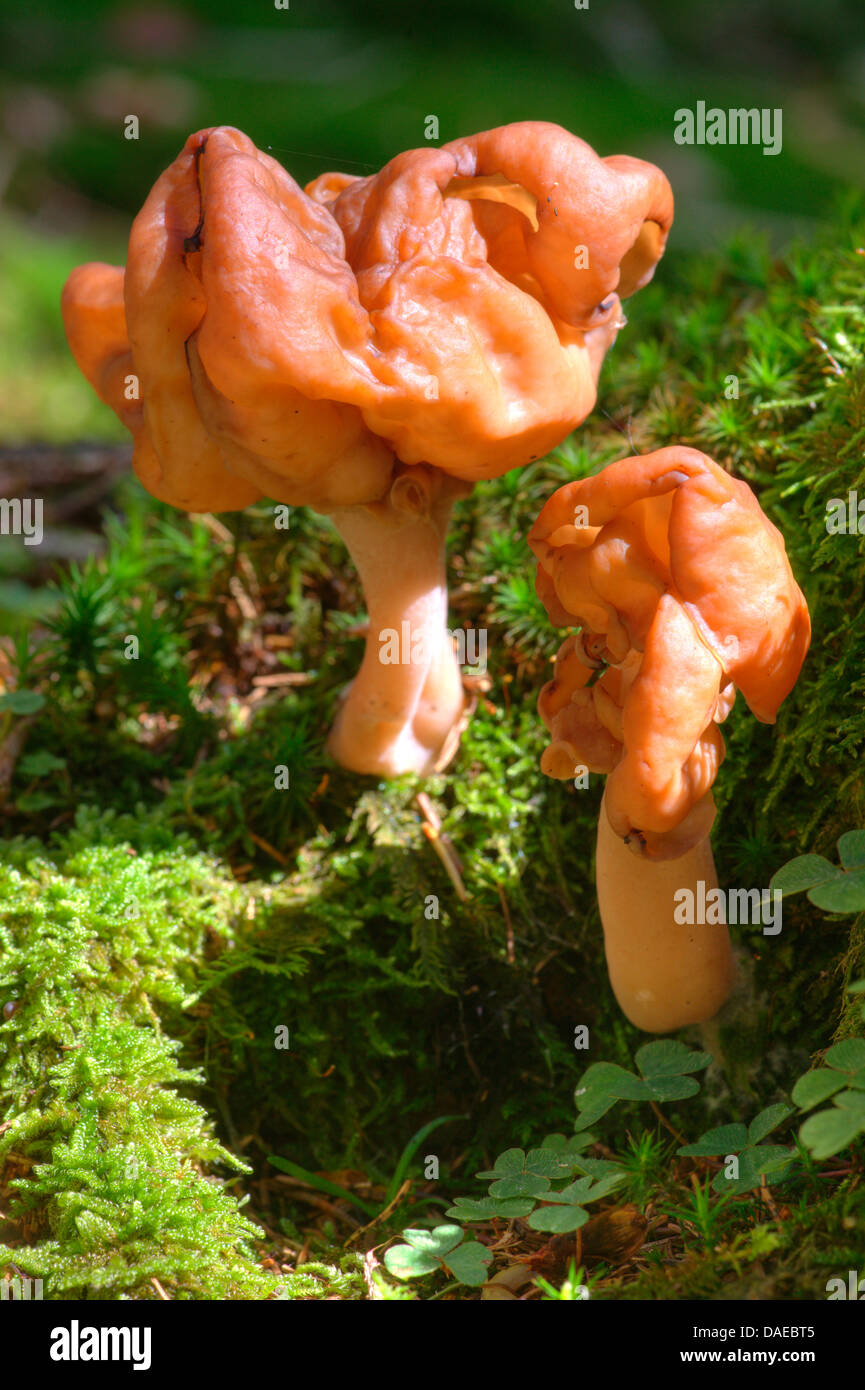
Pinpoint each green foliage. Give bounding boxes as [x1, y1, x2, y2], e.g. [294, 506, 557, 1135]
[0, 216, 127, 443]
[384, 1224, 492, 1287]
[267, 1156, 379, 1219]
[444, 1133, 625, 1232]
[772, 831, 865, 913]
[574, 1041, 713, 1128]
[793, 1029, 865, 1159]
[383, 1115, 465, 1206]
[677, 1105, 796, 1195]
[663, 1177, 737, 1252]
[274, 1254, 366, 1301]
[615, 1130, 668, 1206]
[0, 689, 45, 717]
[0, 813, 274, 1300]
[534, 1261, 591, 1301]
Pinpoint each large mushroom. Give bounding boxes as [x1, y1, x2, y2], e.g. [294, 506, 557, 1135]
[62, 122, 673, 776]
[528, 446, 811, 1032]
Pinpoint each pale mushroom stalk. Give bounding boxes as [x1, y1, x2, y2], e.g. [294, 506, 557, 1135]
[596, 793, 734, 1032]
[325, 467, 470, 776]
[529, 447, 810, 1032]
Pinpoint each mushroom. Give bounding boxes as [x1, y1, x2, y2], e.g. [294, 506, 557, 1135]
[62, 122, 673, 776]
[528, 446, 811, 1031]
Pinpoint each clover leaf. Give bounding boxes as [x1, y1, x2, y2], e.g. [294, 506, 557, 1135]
[445, 1196, 535, 1222]
[384, 1225, 492, 1286]
[540, 1132, 596, 1155]
[676, 1104, 796, 1195]
[793, 1037, 865, 1159]
[475, 1147, 579, 1182]
[799, 1103, 865, 1161]
[575, 1040, 712, 1126]
[0, 689, 45, 716]
[771, 833, 865, 913]
[526, 1171, 627, 1233]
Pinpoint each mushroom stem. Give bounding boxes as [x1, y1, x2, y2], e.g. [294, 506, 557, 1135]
[595, 791, 734, 1032]
[325, 466, 469, 776]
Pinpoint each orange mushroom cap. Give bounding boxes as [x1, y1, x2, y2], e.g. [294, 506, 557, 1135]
[529, 446, 811, 859]
[61, 123, 674, 778]
[62, 122, 673, 511]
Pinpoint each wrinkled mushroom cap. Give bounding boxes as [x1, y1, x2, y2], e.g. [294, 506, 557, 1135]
[529, 446, 811, 858]
[62, 123, 673, 513]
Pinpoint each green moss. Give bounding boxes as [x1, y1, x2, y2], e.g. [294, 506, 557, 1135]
[0, 815, 275, 1299]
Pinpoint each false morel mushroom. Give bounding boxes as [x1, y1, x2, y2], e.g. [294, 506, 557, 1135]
[62, 122, 673, 775]
[529, 446, 811, 1031]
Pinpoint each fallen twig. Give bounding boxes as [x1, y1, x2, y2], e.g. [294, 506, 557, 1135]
[416, 793, 468, 901]
[344, 1179, 412, 1249]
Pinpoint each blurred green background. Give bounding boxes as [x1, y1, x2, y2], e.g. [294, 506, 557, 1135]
[1, 0, 865, 441]
[1, 0, 865, 439]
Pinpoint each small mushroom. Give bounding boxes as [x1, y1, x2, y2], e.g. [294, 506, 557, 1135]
[528, 446, 810, 1031]
[62, 123, 672, 776]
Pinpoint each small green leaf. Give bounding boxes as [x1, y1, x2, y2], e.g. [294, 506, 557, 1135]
[572, 1157, 627, 1181]
[524, 1147, 576, 1178]
[14, 792, 58, 813]
[837, 831, 865, 870]
[540, 1132, 596, 1154]
[678, 1123, 748, 1157]
[527, 1204, 590, 1233]
[711, 1145, 793, 1195]
[577, 1061, 648, 1101]
[747, 1144, 795, 1175]
[476, 1147, 572, 1181]
[17, 751, 67, 776]
[810, 871, 865, 914]
[580, 1172, 627, 1202]
[488, 1174, 550, 1199]
[799, 1108, 865, 1161]
[384, 1244, 440, 1280]
[573, 1100, 617, 1128]
[445, 1197, 534, 1221]
[792, 1069, 847, 1111]
[635, 1040, 712, 1078]
[847, 980, 865, 995]
[748, 1104, 794, 1144]
[443, 1241, 492, 1287]
[544, 1176, 594, 1205]
[824, 1038, 865, 1072]
[545, 1173, 626, 1205]
[832, 1088, 865, 1117]
[402, 1225, 463, 1257]
[475, 1148, 526, 1179]
[643, 1075, 703, 1103]
[770, 854, 841, 896]
[0, 689, 45, 715]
